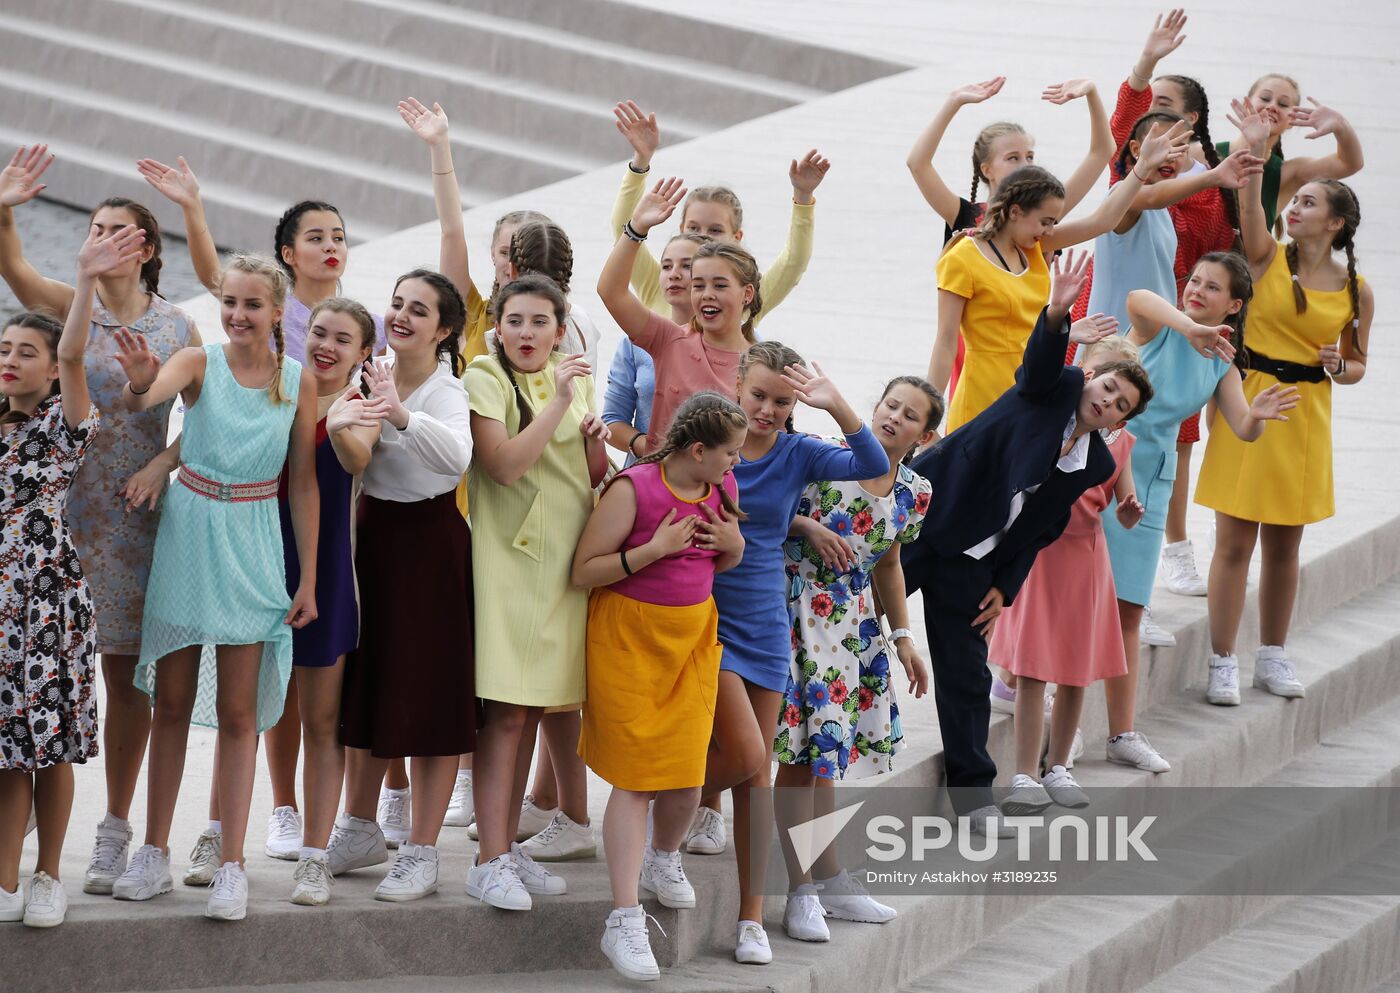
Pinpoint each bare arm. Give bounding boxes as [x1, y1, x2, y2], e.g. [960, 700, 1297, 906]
[1053, 82, 1116, 214]
[115, 338, 206, 412]
[1213, 367, 1299, 442]
[598, 176, 686, 341]
[928, 289, 966, 395]
[470, 355, 590, 487]
[571, 478, 691, 588]
[1226, 98, 1278, 274]
[1277, 99, 1364, 207]
[284, 371, 320, 628]
[137, 157, 221, 294]
[398, 99, 472, 303]
[906, 78, 1005, 224]
[325, 387, 384, 476]
[0, 146, 75, 315]
[870, 545, 913, 633]
[1125, 288, 1237, 363]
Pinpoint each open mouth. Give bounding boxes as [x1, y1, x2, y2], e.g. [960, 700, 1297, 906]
[879, 423, 898, 437]
[699, 305, 722, 320]
[390, 324, 413, 340]
[312, 352, 338, 371]
[752, 417, 774, 430]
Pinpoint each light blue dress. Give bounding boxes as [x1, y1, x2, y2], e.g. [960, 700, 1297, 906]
[1085, 207, 1178, 328]
[1102, 327, 1230, 604]
[135, 345, 303, 732]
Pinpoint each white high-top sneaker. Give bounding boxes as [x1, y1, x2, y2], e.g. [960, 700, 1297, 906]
[1253, 645, 1305, 698]
[1160, 539, 1208, 596]
[1206, 654, 1241, 706]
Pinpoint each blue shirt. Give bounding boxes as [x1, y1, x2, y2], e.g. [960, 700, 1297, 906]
[714, 427, 889, 692]
[601, 339, 655, 468]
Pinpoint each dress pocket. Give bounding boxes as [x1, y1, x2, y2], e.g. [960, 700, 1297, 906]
[510, 490, 544, 563]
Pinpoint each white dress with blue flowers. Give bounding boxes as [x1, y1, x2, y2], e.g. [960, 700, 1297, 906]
[775, 456, 932, 779]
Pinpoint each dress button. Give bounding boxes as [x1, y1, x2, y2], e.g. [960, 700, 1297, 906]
[670, 385, 679, 393]
[538, 392, 547, 400]
[519, 539, 529, 547]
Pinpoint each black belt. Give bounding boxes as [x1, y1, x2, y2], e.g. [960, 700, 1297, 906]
[1242, 347, 1326, 384]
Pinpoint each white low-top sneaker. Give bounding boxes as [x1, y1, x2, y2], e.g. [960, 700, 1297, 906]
[22, 872, 66, 928]
[967, 805, 1017, 838]
[1140, 607, 1177, 648]
[290, 854, 334, 907]
[443, 770, 474, 827]
[601, 905, 662, 982]
[466, 854, 532, 911]
[639, 846, 695, 909]
[510, 844, 567, 896]
[684, 806, 726, 855]
[1001, 774, 1053, 816]
[734, 920, 772, 965]
[327, 814, 389, 875]
[783, 883, 830, 942]
[1207, 654, 1242, 706]
[264, 805, 303, 861]
[1106, 731, 1172, 773]
[1041, 765, 1090, 808]
[1254, 645, 1305, 698]
[205, 862, 248, 921]
[374, 843, 439, 902]
[1160, 539, 1208, 596]
[184, 829, 223, 886]
[377, 787, 410, 849]
[83, 814, 132, 895]
[113, 844, 173, 902]
[816, 868, 896, 923]
[519, 811, 596, 862]
[0, 880, 22, 922]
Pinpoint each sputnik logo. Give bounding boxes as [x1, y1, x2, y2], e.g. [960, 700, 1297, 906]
[787, 801, 866, 875]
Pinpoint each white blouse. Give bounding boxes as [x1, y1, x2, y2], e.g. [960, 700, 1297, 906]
[361, 358, 472, 502]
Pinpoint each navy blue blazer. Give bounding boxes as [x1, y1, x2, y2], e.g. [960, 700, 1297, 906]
[902, 307, 1116, 605]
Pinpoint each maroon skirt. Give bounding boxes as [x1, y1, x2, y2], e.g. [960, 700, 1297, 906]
[339, 490, 478, 758]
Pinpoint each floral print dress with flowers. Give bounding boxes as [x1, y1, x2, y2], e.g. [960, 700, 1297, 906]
[0, 397, 100, 771]
[775, 450, 932, 779]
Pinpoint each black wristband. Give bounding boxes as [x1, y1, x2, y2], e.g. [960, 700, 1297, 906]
[628, 162, 651, 175]
[128, 382, 151, 396]
[623, 221, 647, 243]
[620, 548, 634, 576]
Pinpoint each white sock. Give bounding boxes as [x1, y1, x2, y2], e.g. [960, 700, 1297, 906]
[300, 846, 327, 860]
[382, 786, 409, 798]
[104, 812, 131, 830]
[208, 820, 222, 835]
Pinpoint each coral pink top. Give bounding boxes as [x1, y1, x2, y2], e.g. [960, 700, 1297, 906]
[632, 313, 742, 453]
[609, 461, 738, 607]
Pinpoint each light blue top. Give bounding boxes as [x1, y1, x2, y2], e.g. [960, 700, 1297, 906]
[1085, 207, 1178, 329]
[714, 428, 888, 692]
[602, 339, 655, 468]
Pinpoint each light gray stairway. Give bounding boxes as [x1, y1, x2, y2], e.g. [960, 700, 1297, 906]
[0, 0, 904, 250]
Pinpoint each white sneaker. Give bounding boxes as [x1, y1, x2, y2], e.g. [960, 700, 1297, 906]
[1106, 731, 1172, 773]
[1066, 727, 1085, 770]
[783, 883, 830, 941]
[639, 846, 695, 909]
[967, 805, 1016, 838]
[83, 814, 132, 894]
[290, 854, 333, 907]
[205, 862, 248, 921]
[1160, 539, 1208, 596]
[184, 829, 223, 886]
[0, 881, 22, 922]
[1041, 765, 1089, 808]
[467, 794, 558, 842]
[377, 787, 410, 848]
[601, 905, 662, 982]
[520, 811, 596, 862]
[327, 813, 389, 875]
[735, 920, 772, 965]
[1254, 645, 1305, 698]
[443, 770, 474, 827]
[374, 843, 439, 902]
[112, 844, 173, 901]
[1140, 607, 1177, 648]
[684, 806, 726, 855]
[1207, 654, 1241, 706]
[510, 843, 567, 896]
[264, 806, 302, 861]
[1001, 773, 1053, 816]
[22, 872, 66, 928]
[816, 868, 896, 923]
[466, 854, 532, 911]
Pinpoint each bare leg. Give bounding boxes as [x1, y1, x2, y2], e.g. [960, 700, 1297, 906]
[472, 701, 538, 863]
[407, 755, 459, 848]
[263, 669, 301, 810]
[1013, 677, 1047, 777]
[652, 786, 700, 852]
[0, 771, 34, 891]
[32, 764, 74, 880]
[774, 762, 815, 887]
[733, 682, 782, 924]
[540, 710, 588, 823]
[808, 778, 840, 881]
[1258, 524, 1305, 647]
[527, 734, 557, 810]
[1164, 444, 1193, 544]
[1104, 600, 1143, 737]
[297, 660, 346, 850]
[384, 757, 410, 791]
[1045, 686, 1085, 768]
[458, 754, 473, 772]
[212, 644, 264, 866]
[343, 747, 389, 822]
[1209, 513, 1260, 656]
[603, 787, 651, 908]
[701, 672, 768, 801]
[505, 710, 544, 843]
[143, 646, 201, 851]
[99, 654, 151, 821]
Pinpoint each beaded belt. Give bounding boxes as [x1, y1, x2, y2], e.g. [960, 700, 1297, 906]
[178, 464, 280, 503]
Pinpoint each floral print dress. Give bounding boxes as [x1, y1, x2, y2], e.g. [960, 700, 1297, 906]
[0, 398, 100, 771]
[775, 452, 932, 779]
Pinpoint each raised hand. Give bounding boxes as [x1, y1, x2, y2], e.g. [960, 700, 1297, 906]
[1116, 493, 1146, 529]
[1210, 147, 1265, 190]
[789, 149, 831, 203]
[398, 97, 450, 147]
[1140, 9, 1188, 64]
[1135, 119, 1193, 172]
[1290, 97, 1347, 141]
[0, 144, 54, 208]
[552, 353, 592, 404]
[1186, 322, 1237, 362]
[136, 156, 201, 208]
[78, 225, 146, 280]
[1042, 78, 1096, 105]
[1252, 382, 1300, 421]
[364, 360, 409, 429]
[113, 327, 163, 393]
[950, 77, 1005, 106]
[630, 176, 686, 234]
[647, 508, 697, 558]
[782, 361, 846, 414]
[327, 386, 389, 433]
[1048, 249, 1092, 318]
[1227, 97, 1272, 149]
[1070, 312, 1119, 346]
[696, 502, 743, 559]
[613, 100, 660, 166]
[579, 411, 610, 442]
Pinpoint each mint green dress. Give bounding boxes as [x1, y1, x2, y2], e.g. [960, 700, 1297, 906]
[134, 345, 303, 732]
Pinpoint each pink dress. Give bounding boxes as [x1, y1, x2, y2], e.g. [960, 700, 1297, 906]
[988, 430, 1135, 687]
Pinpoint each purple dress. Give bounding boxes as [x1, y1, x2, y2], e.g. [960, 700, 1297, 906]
[279, 417, 358, 667]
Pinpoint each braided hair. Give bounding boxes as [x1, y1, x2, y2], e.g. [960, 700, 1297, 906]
[488, 209, 551, 305]
[90, 198, 163, 298]
[490, 273, 569, 430]
[394, 269, 467, 377]
[0, 311, 63, 425]
[1156, 74, 1243, 248]
[221, 255, 292, 404]
[1115, 110, 1185, 181]
[690, 240, 763, 342]
[947, 165, 1065, 252]
[969, 122, 1029, 204]
[1283, 180, 1363, 354]
[631, 391, 748, 520]
[273, 200, 342, 283]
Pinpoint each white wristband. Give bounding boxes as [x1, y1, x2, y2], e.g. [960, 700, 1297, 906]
[890, 628, 915, 644]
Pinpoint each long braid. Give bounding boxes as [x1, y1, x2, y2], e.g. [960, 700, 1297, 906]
[220, 254, 291, 404]
[492, 337, 536, 430]
[269, 319, 289, 404]
[1343, 238, 1363, 354]
[1163, 75, 1245, 251]
[1284, 241, 1308, 315]
[969, 172, 980, 206]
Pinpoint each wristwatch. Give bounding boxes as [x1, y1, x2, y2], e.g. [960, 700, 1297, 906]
[890, 628, 915, 644]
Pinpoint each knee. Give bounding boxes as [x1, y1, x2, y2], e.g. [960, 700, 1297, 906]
[738, 736, 770, 784]
[151, 686, 194, 725]
[301, 711, 340, 747]
[215, 697, 258, 738]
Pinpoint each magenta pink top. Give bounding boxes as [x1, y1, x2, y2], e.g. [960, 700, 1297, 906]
[609, 461, 739, 607]
[633, 312, 742, 454]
